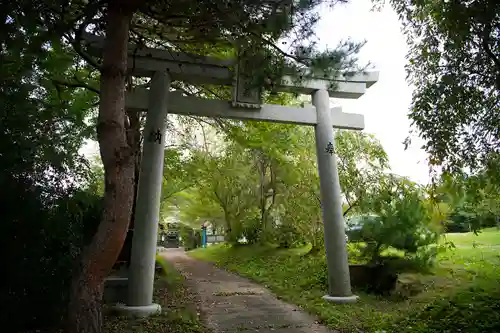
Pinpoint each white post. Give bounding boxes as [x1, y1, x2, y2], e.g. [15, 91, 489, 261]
[312, 89, 358, 303]
[123, 71, 170, 315]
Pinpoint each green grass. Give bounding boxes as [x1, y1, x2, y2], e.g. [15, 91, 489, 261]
[445, 227, 500, 247]
[103, 256, 210, 333]
[190, 229, 500, 333]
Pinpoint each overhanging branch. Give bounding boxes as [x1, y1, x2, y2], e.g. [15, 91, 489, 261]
[52, 78, 100, 95]
[481, 23, 500, 71]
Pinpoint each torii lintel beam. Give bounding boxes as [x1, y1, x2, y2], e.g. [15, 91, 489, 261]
[125, 89, 365, 130]
[82, 34, 379, 99]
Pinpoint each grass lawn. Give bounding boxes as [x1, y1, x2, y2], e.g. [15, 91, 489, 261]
[190, 229, 500, 333]
[445, 227, 500, 247]
[103, 256, 210, 333]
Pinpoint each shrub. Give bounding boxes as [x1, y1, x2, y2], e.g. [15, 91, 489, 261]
[446, 209, 498, 233]
[180, 225, 202, 251]
[0, 183, 102, 333]
[273, 224, 305, 248]
[446, 211, 475, 233]
[241, 216, 263, 245]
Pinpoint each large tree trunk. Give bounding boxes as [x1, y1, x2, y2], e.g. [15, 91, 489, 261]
[67, 2, 137, 333]
[115, 109, 141, 268]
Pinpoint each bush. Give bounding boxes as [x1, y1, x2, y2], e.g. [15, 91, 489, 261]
[446, 212, 474, 233]
[0, 182, 102, 333]
[238, 214, 273, 245]
[242, 217, 263, 245]
[180, 225, 202, 251]
[446, 210, 498, 233]
[273, 224, 305, 248]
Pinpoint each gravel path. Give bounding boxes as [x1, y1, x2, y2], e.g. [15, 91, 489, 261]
[161, 248, 337, 333]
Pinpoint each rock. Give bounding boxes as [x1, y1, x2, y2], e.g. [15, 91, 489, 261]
[349, 263, 398, 295]
[392, 274, 425, 299]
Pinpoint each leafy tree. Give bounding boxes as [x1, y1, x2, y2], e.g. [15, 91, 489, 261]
[277, 127, 390, 253]
[436, 170, 500, 233]
[1, 11, 97, 192]
[178, 188, 227, 230]
[335, 130, 389, 216]
[221, 117, 307, 241]
[197, 145, 260, 243]
[0, 8, 99, 332]
[174, 103, 309, 245]
[159, 147, 198, 216]
[386, 0, 500, 173]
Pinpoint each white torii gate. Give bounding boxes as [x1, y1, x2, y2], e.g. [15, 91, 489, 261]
[84, 34, 379, 316]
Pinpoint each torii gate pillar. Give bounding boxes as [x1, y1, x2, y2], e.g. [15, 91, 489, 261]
[312, 89, 358, 303]
[115, 71, 170, 316]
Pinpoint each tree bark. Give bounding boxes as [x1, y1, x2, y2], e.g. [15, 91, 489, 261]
[122, 109, 142, 268]
[258, 156, 267, 229]
[67, 1, 137, 332]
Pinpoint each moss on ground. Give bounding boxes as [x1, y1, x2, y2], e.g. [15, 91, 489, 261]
[103, 257, 210, 333]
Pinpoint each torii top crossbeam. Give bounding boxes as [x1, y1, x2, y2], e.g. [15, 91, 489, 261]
[83, 33, 379, 100]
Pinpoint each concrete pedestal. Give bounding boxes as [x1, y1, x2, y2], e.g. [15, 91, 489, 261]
[312, 89, 357, 303]
[112, 303, 162, 318]
[322, 295, 359, 304]
[103, 276, 129, 304]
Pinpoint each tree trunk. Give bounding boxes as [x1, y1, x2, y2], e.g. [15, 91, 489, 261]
[67, 271, 104, 333]
[370, 242, 383, 264]
[123, 109, 142, 268]
[258, 158, 266, 228]
[67, 2, 137, 333]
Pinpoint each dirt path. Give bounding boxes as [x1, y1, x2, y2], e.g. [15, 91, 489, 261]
[161, 248, 337, 333]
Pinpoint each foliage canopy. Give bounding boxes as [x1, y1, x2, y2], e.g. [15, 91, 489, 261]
[387, 0, 500, 173]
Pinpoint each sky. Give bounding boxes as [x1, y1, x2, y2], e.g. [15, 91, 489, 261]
[81, 0, 431, 185]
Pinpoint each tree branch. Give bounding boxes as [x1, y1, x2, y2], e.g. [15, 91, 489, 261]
[64, 2, 105, 71]
[343, 200, 357, 217]
[171, 82, 195, 96]
[52, 78, 100, 95]
[481, 23, 500, 71]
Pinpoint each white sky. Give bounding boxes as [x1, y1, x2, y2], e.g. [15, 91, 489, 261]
[81, 0, 431, 185]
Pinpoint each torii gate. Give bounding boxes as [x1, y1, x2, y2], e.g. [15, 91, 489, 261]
[84, 34, 379, 316]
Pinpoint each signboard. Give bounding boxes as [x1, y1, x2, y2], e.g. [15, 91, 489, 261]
[232, 62, 262, 109]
